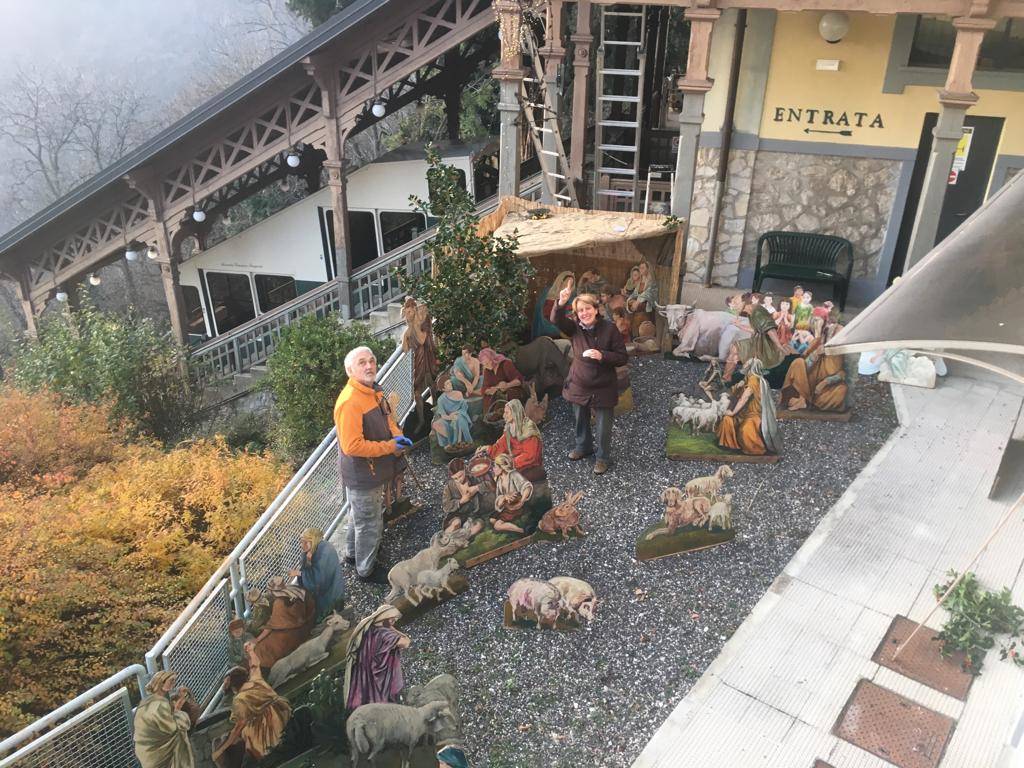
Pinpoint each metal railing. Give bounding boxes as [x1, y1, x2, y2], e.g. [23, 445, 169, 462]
[0, 666, 147, 768]
[0, 342, 415, 767]
[191, 278, 346, 383]
[350, 173, 545, 319]
[1, 167, 535, 765]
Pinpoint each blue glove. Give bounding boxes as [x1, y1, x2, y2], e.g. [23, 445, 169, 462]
[394, 436, 413, 450]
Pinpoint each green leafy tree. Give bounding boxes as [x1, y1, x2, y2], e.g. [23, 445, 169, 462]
[286, 0, 356, 26]
[264, 315, 392, 462]
[8, 290, 199, 443]
[396, 147, 534, 363]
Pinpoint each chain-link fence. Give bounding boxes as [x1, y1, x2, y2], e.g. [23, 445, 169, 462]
[161, 579, 235, 709]
[0, 689, 136, 768]
[1, 344, 413, 767]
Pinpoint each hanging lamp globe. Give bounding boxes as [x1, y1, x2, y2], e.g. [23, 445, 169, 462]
[371, 101, 386, 118]
[286, 152, 301, 168]
[192, 208, 207, 223]
[146, 245, 159, 260]
[125, 245, 140, 261]
[55, 290, 69, 302]
[819, 12, 850, 44]
[88, 273, 101, 286]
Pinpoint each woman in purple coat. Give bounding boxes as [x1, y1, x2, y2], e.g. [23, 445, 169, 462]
[549, 279, 628, 474]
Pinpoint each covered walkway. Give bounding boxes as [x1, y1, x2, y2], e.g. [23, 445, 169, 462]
[633, 375, 1024, 768]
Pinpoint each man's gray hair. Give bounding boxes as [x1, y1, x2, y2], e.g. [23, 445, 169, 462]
[344, 345, 377, 375]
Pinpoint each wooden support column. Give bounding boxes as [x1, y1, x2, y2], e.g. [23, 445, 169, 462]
[672, 7, 720, 225]
[13, 267, 38, 338]
[569, 0, 593, 190]
[495, 0, 524, 198]
[305, 55, 353, 318]
[125, 171, 190, 346]
[904, 15, 994, 272]
[540, 0, 566, 205]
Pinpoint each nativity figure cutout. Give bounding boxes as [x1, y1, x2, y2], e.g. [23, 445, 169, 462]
[637, 466, 737, 561]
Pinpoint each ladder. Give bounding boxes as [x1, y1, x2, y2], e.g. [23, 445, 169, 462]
[520, 27, 578, 207]
[593, 5, 647, 211]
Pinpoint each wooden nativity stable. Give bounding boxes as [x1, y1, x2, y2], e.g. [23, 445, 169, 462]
[477, 196, 685, 346]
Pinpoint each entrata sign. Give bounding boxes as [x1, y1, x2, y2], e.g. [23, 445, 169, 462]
[772, 106, 884, 137]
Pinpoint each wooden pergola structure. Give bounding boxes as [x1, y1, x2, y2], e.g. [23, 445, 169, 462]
[2, 0, 1022, 344]
[0, 0, 498, 344]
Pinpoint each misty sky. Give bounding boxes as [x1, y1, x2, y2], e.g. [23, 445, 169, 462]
[0, 0, 263, 92]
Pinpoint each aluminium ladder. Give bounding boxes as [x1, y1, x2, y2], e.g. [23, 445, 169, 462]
[520, 26, 578, 207]
[593, 5, 647, 210]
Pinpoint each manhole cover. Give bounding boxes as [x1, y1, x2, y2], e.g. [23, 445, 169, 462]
[873, 615, 973, 701]
[834, 680, 955, 768]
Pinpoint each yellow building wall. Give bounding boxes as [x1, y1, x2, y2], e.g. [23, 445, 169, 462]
[757, 12, 1024, 157]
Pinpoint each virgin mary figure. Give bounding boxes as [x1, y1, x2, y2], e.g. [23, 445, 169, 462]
[533, 271, 575, 339]
[432, 380, 474, 449]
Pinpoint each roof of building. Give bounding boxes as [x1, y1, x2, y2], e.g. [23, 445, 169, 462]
[0, 0, 393, 257]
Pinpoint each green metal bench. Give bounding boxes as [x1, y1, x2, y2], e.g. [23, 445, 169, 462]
[753, 231, 854, 311]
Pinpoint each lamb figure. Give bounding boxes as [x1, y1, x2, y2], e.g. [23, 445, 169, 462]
[411, 559, 461, 604]
[707, 494, 734, 531]
[267, 612, 349, 687]
[685, 465, 734, 499]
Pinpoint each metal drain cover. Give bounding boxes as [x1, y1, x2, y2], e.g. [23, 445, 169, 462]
[834, 680, 955, 768]
[873, 615, 973, 701]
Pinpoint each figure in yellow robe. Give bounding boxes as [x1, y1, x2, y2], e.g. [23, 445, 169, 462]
[780, 325, 848, 412]
[717, 358, 781, 455]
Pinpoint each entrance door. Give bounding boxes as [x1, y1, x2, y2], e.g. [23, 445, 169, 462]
[888, 114, 1004, 282]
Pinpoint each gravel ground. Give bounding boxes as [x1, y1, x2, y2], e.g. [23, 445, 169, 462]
[344, 356, 898, 768]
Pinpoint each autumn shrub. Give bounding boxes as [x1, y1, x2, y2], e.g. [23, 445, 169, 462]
[264, 315, 392, 463]
[0, 387, 127, 492]
[0, 438, 290, 735]
[8, 291, 200, 443]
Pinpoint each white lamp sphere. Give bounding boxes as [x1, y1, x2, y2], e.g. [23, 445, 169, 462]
[371, 101, 386, 118]
[192, 209, 207, 223]
[146, 246, 159, 260]
[286, 153, 301, 168]
[819, 12, 850, 44]
[125, 248, 140, 262]
[55, 291, 68, 302]
[88, 273, 101, 286]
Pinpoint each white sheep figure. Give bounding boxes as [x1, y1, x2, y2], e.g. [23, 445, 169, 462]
[707, 493, 734, 531]
[673, 393, 731, 434]
[411, 559, 461, 604]
[267, 612, 349, 688]
[685, 465, 734, 499]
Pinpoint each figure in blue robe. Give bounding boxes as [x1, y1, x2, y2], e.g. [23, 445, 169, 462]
[297, 529, 345, 621]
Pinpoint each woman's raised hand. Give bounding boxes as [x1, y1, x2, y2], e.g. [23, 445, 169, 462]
[558, 278, 574, 306]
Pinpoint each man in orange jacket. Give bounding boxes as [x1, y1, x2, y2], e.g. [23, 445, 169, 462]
[334, 346, 411, 583]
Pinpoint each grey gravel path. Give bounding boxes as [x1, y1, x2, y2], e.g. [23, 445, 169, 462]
[345, 356, 898, 768]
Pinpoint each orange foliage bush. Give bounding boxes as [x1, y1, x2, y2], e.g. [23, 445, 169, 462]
[0, 438, 290, 736]
[0, 387, 127, 492]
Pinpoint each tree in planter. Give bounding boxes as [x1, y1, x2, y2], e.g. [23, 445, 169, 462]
[395, 147, 534, 363]
[264, 315, 392, 463]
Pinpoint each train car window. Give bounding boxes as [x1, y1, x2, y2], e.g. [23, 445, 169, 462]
[349, 210, 379, 269]
[380, 211, 428, 253]
[254, 274, 298, 313]
[205, 271, 256, 335]
[182, 285, 208, 341]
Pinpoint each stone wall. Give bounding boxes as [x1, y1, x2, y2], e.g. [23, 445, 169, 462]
[739, 151, 902, 281]
[684, 147, 756, 287]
